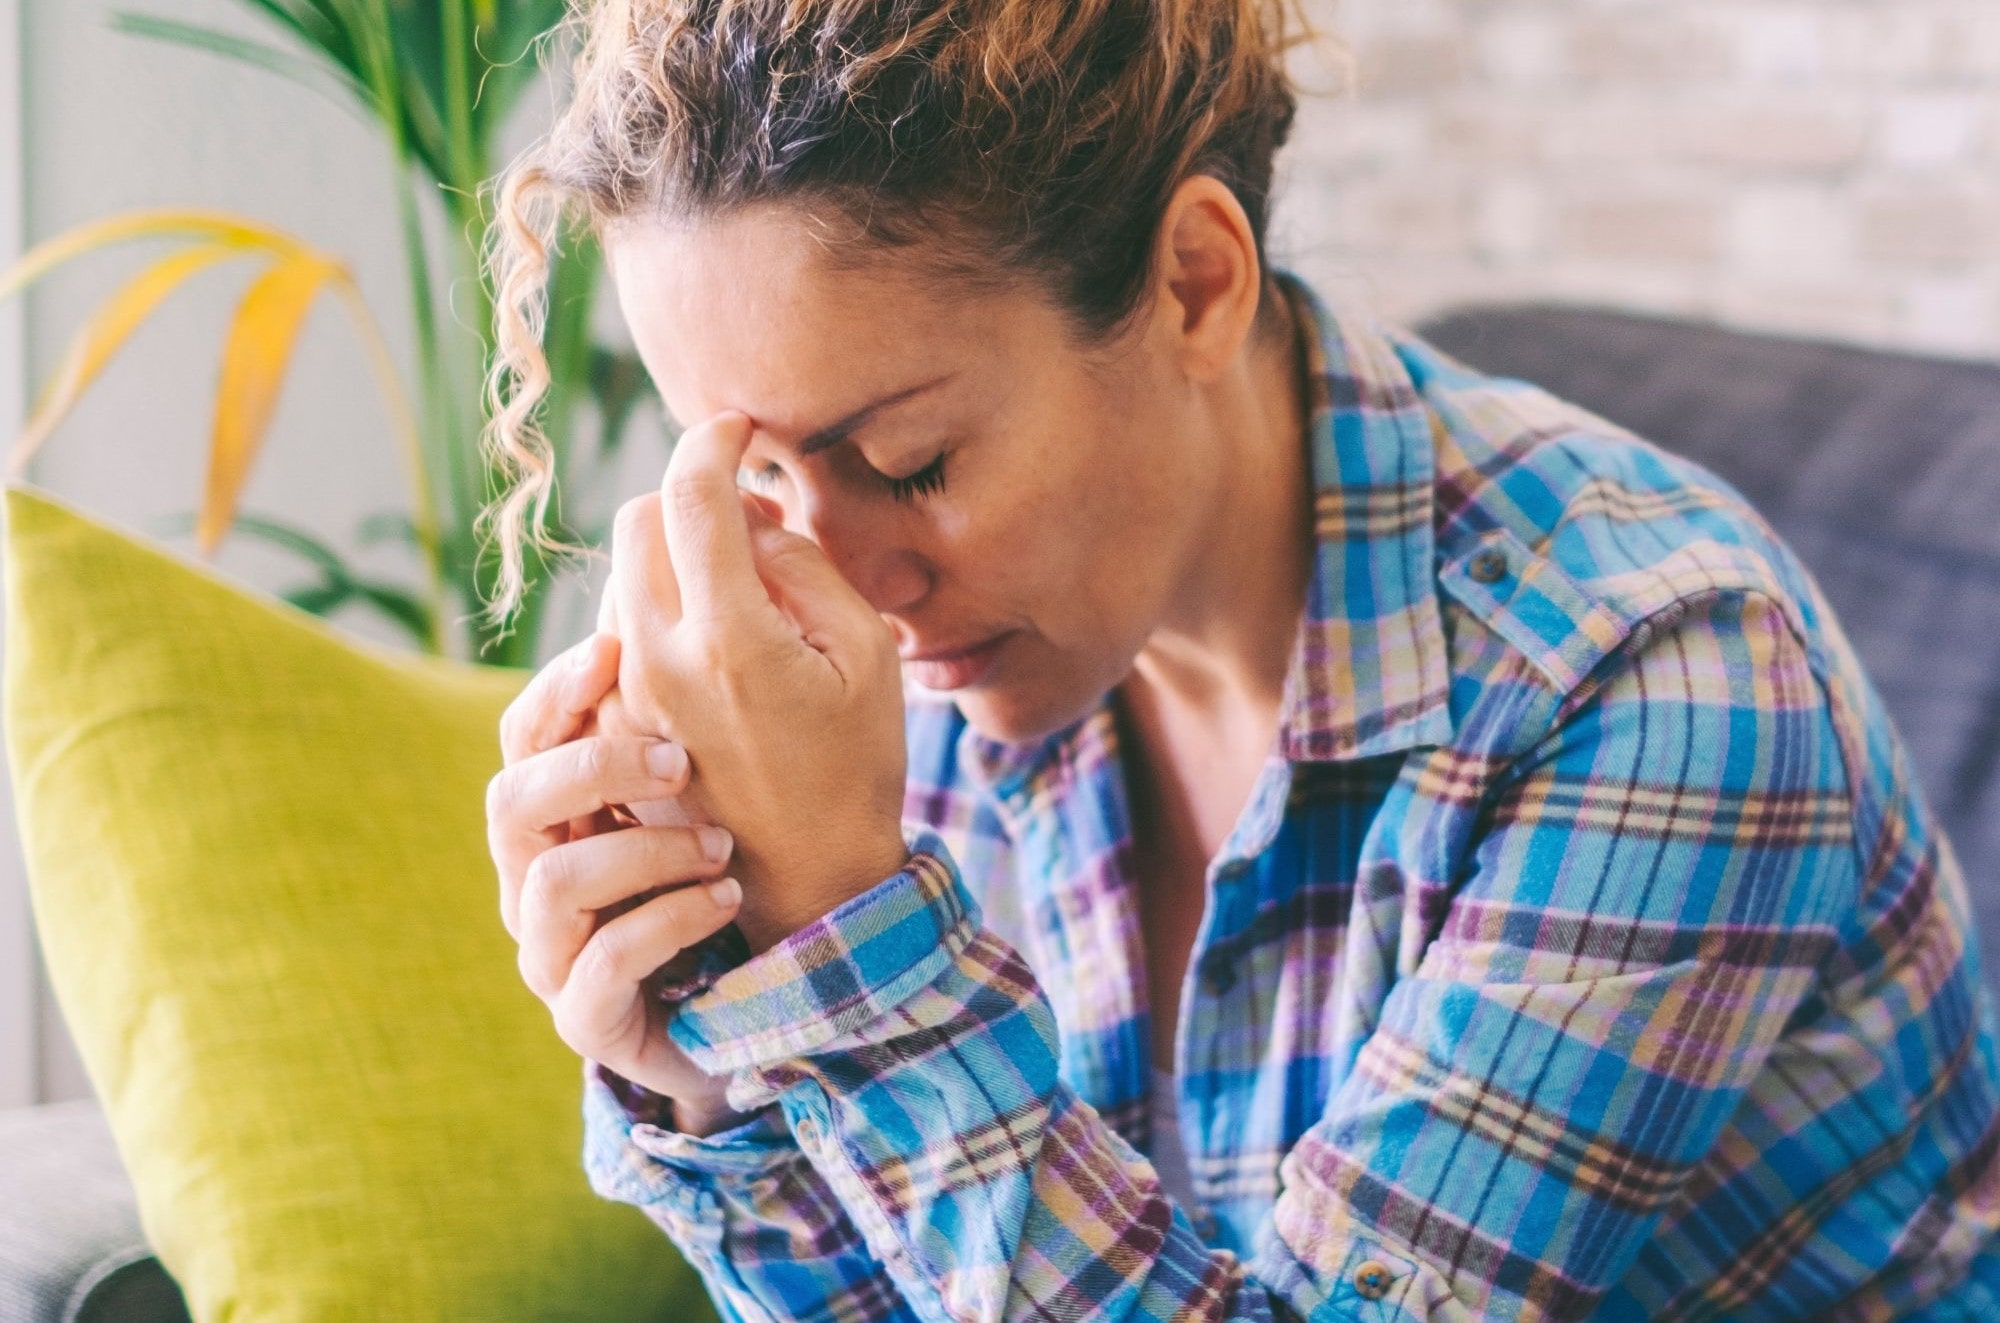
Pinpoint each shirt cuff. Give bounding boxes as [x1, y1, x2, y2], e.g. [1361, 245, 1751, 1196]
[583, 1058, 796, 1204]
[666, 825, 978, 1075]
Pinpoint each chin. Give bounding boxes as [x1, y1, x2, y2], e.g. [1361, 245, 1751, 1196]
[949, 679, 1107, 748]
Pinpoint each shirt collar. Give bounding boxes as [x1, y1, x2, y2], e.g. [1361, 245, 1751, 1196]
[1270, 267, 1455, 763]
[958, 267, 1455, 802]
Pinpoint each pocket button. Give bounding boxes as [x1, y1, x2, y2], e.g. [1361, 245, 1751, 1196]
[1353, 1259, 1395, 1300]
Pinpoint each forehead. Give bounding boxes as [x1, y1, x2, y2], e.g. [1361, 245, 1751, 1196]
[604, 204, 1012, 437]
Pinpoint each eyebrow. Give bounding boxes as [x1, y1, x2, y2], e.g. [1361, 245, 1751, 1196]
[795, 372, 959, 457]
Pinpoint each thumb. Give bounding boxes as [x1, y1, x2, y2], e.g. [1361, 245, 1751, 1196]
[740, 496, 877, 664]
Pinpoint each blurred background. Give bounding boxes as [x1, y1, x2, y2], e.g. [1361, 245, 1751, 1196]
[3, 0, 1996, 1110]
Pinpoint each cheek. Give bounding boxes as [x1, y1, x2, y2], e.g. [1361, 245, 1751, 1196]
[957, 465, 1170, 638]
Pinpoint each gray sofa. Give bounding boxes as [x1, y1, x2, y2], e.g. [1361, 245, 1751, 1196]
[4, 303, 1996, 1321]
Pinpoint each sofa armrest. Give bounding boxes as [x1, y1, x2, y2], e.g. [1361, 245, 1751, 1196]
[0, 1099, 191, 1323]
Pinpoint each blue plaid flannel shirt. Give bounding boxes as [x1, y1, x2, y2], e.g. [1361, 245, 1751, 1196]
[580, 268, 2000, 1321]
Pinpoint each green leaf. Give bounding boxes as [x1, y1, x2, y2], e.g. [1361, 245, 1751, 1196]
[111, 12, 372, 110]
[353, 580, 438, 649]
[154, 507, 364, 581]
[587, 344, 654, 460]
[282, 579, 355, 616]
[155, 508, 437, 647]
[479, 0, 571, 133]
[225, 512, 357, 580]
[358, 509, 421, 548]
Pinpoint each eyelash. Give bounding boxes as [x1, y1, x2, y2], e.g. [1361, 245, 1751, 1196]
[883, 452, 949, 503]
[741, 452, 950, 503]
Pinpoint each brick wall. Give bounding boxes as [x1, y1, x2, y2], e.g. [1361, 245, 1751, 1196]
[1272, 1, 2000, 360]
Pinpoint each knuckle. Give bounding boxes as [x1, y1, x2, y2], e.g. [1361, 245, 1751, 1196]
[516, 942, 555, 1001]
[520, 848, 570, 919]
[577, 923, 626, 985]
[612, 493, 654, 540]
[574, 736, 617, 788]
[497, 706, 523, 760]
[550, 994, 603, 1059]
[654, 888, 702, 945]
[485, 768, 517, 824]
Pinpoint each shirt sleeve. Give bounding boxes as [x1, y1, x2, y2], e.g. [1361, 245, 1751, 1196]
[582, 1057, 925, 1323]
[661, 587, 1859, 1322]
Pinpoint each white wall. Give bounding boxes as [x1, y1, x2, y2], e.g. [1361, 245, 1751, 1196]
[1277, 0, 2000, 359]
[0, 0, 28, 1110]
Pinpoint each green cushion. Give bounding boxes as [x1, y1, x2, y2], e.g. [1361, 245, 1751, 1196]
[2, 482, 716, 1322]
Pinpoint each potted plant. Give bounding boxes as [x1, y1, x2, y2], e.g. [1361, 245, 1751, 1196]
[2, 0, 651, 666]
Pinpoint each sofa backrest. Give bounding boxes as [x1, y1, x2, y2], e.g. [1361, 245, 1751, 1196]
[1416, 304, 2000, 998]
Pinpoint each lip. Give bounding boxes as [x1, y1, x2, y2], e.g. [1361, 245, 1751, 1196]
[899, 631, 1013, 691]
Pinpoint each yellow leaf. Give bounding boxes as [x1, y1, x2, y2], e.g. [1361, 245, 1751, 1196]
[198, 255, 342, 555]
[7, 243, 242, 479]
[0, 208, 308, 304]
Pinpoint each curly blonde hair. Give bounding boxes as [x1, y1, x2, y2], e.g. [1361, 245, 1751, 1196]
[475, 0, 1337, 635]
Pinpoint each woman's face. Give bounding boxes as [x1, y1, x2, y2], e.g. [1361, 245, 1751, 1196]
[604, 202, 1237, 745]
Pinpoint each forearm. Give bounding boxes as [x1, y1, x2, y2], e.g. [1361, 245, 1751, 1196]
[666, 836, 1310, 1323]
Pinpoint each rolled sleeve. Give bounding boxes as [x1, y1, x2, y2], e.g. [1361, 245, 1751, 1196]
[583, 1057, 922, 1323]
[668, 827, 980, 1079]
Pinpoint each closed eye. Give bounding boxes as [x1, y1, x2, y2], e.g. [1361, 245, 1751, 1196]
[883, 452, 948, 503]
[738, 451, 949, 502]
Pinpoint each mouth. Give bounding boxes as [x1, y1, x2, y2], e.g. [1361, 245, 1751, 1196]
[899, 631, 1015, 692]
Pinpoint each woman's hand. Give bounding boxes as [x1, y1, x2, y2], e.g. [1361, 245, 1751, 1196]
[486, 628, 751, 1135]
[607, 409, 911, 954]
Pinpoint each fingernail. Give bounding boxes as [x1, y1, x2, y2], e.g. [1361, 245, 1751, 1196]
[645, 741, 686, 780]
[697, 825, 733, 862]
[707, 877, 741, 908]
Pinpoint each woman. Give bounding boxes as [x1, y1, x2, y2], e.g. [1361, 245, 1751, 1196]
[479, 1, 2000, 1318]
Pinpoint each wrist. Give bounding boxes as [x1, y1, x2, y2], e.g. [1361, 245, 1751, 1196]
[739, 828, 912, 955]
[670, 1092, 758, 1138]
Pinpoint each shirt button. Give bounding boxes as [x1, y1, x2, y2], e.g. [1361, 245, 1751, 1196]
[1467, 546, 1509, 584]
[1353, 1259, 1395, 1300]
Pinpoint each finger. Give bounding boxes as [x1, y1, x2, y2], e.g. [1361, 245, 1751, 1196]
[498, 631, 618, 766]
[744, 502, 880, 662]
[549, 878, 743, 1054]
[516, 823, 735, 998]
[611, 496, 682, 657]
[488, 735, 692, 937]
[564, 691, 622, 842]
[596, 568, 622, 636]
[659, 411, 768, 625]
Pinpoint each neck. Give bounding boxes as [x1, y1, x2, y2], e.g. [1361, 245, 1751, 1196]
[1128, 282, 1315, 740]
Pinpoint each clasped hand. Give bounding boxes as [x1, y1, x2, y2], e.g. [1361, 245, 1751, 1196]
[485, 409, 911, 1127]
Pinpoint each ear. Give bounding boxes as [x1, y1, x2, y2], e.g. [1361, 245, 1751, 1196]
[1153, 174, 1267, 384]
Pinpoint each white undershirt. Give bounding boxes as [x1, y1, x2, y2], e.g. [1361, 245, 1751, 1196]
[1148, 1066, 1201, 1213]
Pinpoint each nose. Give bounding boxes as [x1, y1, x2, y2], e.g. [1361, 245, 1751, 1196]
[785, 489, 931, 618]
